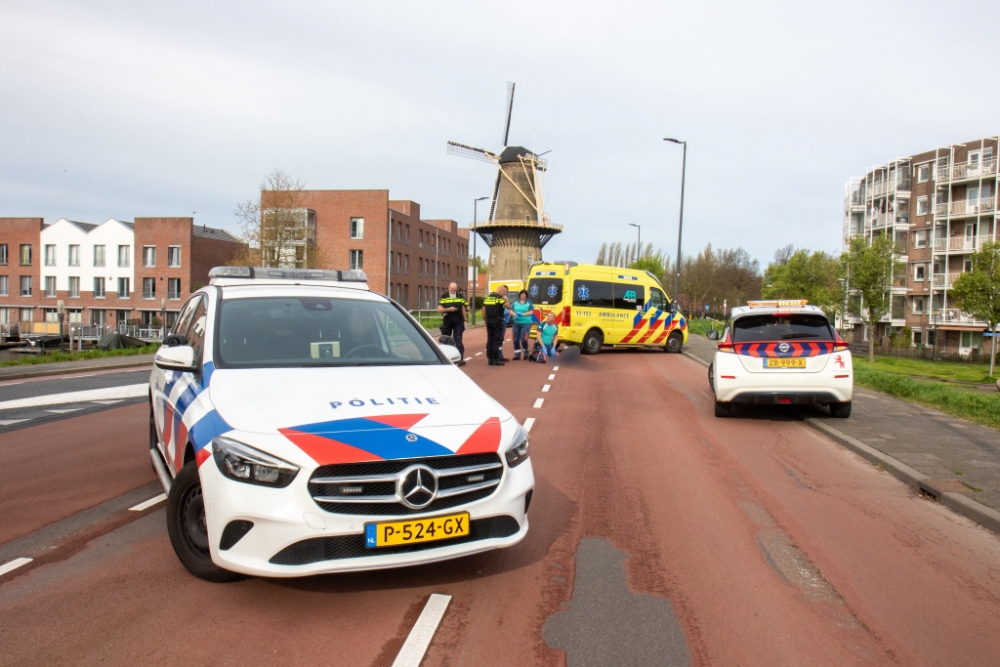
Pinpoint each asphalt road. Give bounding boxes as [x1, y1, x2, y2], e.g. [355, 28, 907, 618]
[2, 329, 1000, 666]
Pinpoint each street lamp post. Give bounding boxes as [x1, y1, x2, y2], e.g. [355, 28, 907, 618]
[629, 223, 641, 257]
[837, 278, 847, 335]
[471, 196, 489, 325]
[664, 138, 687, 307]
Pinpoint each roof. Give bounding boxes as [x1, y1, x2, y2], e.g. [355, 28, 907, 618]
[68, 220, 97, 233]
[193, 226, 240, 242]
[499, 146, 535, 164]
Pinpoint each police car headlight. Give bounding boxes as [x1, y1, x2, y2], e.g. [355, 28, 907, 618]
[504, 431, 530, 468]
[212, 436, 299, 488]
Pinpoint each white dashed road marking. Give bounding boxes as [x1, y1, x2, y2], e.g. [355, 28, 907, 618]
[533, 398, 544, 409]
[392, 593, 452, 667]
[91, 399, 124, 405]
[129, 494, 167, 512]
[0, 419, 31, 426]
[0, 384, 147, 410]
[0, 557, 33, 577]
[548, 374, 556, 380]
[523, 417, 535, 432]
[464, 357, 472, 361]
[46, 408, 82, 414]
[475, 352, 483, 356]
[553, 366, 560, 371]
[542, 385, 550, 392]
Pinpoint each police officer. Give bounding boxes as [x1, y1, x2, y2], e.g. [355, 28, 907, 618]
[482, 284, 509, 366]
[437, 281, 467, 365]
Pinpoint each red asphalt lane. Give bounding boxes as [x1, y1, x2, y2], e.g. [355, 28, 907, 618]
[1, 328, 999, 666]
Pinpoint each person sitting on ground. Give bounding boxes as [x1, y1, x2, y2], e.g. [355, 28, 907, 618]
[538, 311, 559, 361]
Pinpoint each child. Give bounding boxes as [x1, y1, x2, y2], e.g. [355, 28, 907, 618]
[538, 312, 559, 361]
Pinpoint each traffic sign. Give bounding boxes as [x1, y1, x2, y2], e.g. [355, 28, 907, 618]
[984, 332, 1000, 338]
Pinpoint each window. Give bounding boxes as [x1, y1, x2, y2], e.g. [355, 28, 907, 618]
[0, 276, 7, 296]
[526, 253, 533, 265]
[914, 330, 923, 346]
[118, 277, 130, 298]
[969, 151, 981, 166]
[350, 249, 363, 270]
[44, 276, 57, 297]
[0, 244, 7, 265]
[45, 245, 56, 266]
[572, 280, 614, 308]
[68, 244, 80, 267]
[350, 217, 364, 239]
[649, 288, 669, 311]
[20, 244, 31, 266]
[0, 308, 6, 324]
[118, 245, 130, 268]
[143, 246, 156, 267]
[732, 314, 835, 342]
[20, 308, 33, 322]
[968, 185, 979, 202]
[912, 297, 925, 314]
[168, 246, 181, 267]
[985, 147, 994, 161]
[914, 230, 927, 248]
[404, 255, 409, 275]
[20, 276, 32, 296]
[964, 259, 973, 273]
[960, 331, 973, 349]
[405, 225, 410, 245]
[917, 164, 930, 183]
[913, 264, 925, 281]
[614, 283, 646, 310]
[94, 277, 106, 298]
[43, 308, 58, 324]
[143, 277, 156, 299]
[186, 298, 208, 366]
[916, 197, 928, 216]
[93, 244, 105, 267]
[69, 277, 80, 298]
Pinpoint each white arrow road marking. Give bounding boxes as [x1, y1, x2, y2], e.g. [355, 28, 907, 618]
[0, 384, 147, 410]
[0, 558, 33, 577]
[542, 385, 550, 392]
[392, 594, 451, 667]
[533, 398, 544, 409]
[523, 417, 535, 432]
[129, 494, 167, 512]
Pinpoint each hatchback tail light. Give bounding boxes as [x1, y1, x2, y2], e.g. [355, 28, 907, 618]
[833, 332, 849, 352]
[717, 333, 734, 354]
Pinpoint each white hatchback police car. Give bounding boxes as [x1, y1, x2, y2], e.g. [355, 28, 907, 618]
[707, 300, 853, 419]
[149, 267, 533, 581]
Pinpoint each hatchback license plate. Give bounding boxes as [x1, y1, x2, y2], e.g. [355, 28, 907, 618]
[366, 512, 470, 548]
[764, 358, 806, 368]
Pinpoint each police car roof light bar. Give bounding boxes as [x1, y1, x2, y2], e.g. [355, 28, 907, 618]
[208, 267, 369, 283]
[747, 300, 809, 308]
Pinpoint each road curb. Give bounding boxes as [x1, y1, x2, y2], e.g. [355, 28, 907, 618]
[0, 358, 154, 381]
[805, 418, 1000, 536]
[682, 350, 709, 367]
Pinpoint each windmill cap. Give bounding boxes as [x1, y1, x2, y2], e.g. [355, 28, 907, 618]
[499, 146, 535, 164]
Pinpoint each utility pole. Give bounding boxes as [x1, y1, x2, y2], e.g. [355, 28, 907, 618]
[471, 196, 489, 325]
[664, 138, 687, 305]
[629, 223, 641, 257]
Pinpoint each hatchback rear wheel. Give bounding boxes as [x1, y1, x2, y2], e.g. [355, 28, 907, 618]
[830, 401, 852, 418]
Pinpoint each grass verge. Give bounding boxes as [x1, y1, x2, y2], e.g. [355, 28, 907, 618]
[853, 364, 1000, 431]
[855, 356, 995, 385]
[0, 344, 159, 367]
[687, 318, 723, 336]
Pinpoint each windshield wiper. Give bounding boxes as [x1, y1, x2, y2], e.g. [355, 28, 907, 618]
[781, 333, 821, 339]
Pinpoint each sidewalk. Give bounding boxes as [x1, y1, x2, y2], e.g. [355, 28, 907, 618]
[0, 355, 156, 382]
[684, 334, 1000, 532]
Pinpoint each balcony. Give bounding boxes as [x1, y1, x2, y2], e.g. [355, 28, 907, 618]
[933, 197, 996, 218]
[933, 234, 993, 253]
[931, 272, 963, 288]
[933, 308, 985, 326]
[936, 158, 997, 183]
[142, 291, 156, 300]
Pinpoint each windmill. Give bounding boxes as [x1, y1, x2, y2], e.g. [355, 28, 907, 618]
[447, 81, 562, 284]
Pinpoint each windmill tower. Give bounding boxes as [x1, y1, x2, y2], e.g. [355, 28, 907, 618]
[447, 82, 562, 284]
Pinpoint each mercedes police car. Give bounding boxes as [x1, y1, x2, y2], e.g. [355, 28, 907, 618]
[707, 300, 853, 419]
[149, 267, 533, 581]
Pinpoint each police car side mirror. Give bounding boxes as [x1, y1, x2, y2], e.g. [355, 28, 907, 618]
[706, 329, 721, 341]
[163, 333, 188, 347]
[438, 344, 462, 364]
[154, 344, 198, 372]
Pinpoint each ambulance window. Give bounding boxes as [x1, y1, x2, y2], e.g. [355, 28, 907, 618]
[528, 278, 563, 305]
[573, 280, 613, 308]
[614, 283, 645, 310]
[648, 288, 668, 312]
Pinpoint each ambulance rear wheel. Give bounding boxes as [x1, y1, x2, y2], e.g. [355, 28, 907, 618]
[665, 332, 683, 353]
[582, 329, 603, 355]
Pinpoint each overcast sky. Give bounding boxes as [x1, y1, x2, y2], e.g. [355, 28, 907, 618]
[3, 0, 999, 268]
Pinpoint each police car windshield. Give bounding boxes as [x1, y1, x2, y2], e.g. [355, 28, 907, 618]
[732, 314, 834, 343]
[216, 297, 442, 368]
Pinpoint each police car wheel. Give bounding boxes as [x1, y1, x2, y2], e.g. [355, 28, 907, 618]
[665, 332, 683, 354]
[830, 401, 852, 419]
[166, 462, 242, 583]
[148, 405, 157, 450]
[708, 363, 715, 391]
[582, 329, 603, 355]
[714, 401, 732, 418]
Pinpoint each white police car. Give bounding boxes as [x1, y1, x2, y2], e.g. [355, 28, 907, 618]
[707, 301, 853, 419]
[149, 267, 533, 581]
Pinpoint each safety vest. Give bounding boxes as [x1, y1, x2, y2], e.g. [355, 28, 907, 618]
[439, 294, 467, 317]
[482, 292, 506, 322]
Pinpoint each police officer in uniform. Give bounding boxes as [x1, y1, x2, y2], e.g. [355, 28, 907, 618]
[437, 281, 467, 365]
[482, 284, 509, 366]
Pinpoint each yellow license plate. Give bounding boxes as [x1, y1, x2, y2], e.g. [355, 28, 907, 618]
[764, 358, 806, 368]
[366, 512, 470, 548]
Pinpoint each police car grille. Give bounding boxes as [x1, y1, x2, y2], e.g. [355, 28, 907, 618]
[309, 453, 504, 516]
[268, 515, 520, 566]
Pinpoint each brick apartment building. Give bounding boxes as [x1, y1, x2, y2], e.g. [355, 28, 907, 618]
[264, 190, 471, 311]
[0, 216, 243, 332]
[842, 135, 998, 355]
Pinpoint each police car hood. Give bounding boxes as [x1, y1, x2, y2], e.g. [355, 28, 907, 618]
[208, 365, 517, 464]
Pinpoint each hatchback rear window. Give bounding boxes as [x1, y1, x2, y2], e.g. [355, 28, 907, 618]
[731, 314, 834, 342]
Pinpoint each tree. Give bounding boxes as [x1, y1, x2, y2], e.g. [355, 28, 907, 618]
[762, 249, 841, 318]
[950, 241, 1000, 375]
[842, 234, 899, 362]
[772, 243, 795, 266]
[232, 169, 333, 269]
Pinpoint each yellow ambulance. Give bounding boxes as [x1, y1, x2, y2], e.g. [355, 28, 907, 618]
[525, 262, 687, 354]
